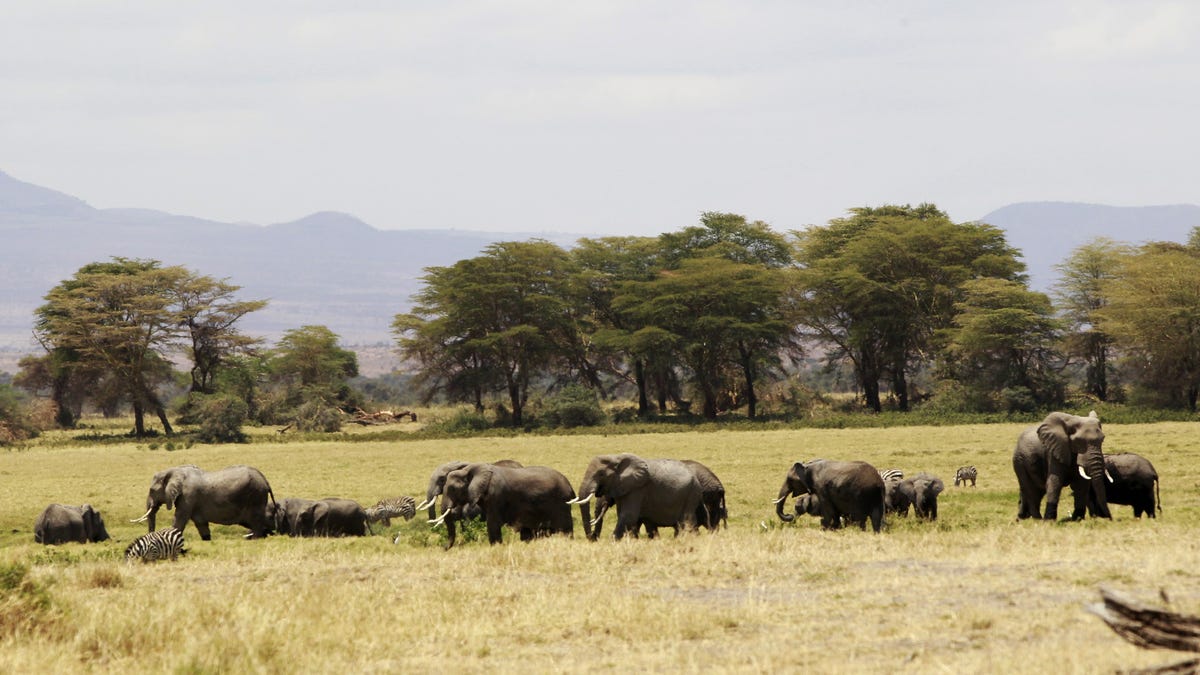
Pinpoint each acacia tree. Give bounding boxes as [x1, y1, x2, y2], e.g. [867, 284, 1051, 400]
[1053, 239, 1128, 401]
[174, 275, 267, 394]
[571, 236, 666, 415]
[1097, 240, 1200, 410]
[28, 257, 264, 436]
[793, 205, 1024, 411]
[940, 278, 1065, 411]
[396, 240, 582, 426]
[613, 256, 792, 419]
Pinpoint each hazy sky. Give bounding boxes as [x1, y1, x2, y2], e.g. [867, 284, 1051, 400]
[3, 1, 1198, 235]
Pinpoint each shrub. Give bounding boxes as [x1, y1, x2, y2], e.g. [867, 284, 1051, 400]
[194, 393, 250, 443]
[293, 400, 343, 433]
[435, 409, 493, 434]
[542, 385, 606, 429]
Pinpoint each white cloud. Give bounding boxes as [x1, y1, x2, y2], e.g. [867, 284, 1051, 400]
[1046, 2, 1200, 60]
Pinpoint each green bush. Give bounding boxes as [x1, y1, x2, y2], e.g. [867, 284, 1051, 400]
[293, 400, 344, 433]
[194, 393, 249, 443]
[542, 384, 606, 428]
[435, 409, 493, 434]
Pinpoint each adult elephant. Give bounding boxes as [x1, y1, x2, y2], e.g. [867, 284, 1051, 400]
[267, 497, 319, 537]
[34, 503, 111, 545]
[570, 454, 701, 541]
[133, 464, 277, 540]
[774, 459, 885, 532]
[909, 473, 945, 521]
[416, 459, 523, 521]
[1092, 453, 1160, 519]
[682, 459, 727, 531]
[1012, 411, 1111, 521]
[434, 463, 574, 547]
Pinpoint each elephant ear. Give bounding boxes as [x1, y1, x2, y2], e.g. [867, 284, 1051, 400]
[1037, 412, 1079, 466]
[788, 462, 809, 496]
[610, 455, 649, 499]
[164, 471, 186, 510]
[468, 466, 494, 507]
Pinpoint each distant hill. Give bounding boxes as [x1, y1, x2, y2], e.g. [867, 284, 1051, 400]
[980, 202, 1200, 290]
[0, 170, 581, 366]
[2, 169, 1198, 373]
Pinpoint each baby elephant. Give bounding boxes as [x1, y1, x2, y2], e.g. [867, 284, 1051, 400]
[908, 473, 945, 521]
[1089, 453, 1160, 519]
[34, 503, 111, 545]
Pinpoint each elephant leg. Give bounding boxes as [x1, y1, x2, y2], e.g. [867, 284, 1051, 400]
[486, 515, 503, 545]
[519, 527, 534, 542]
[1043, 472, 1065, 521]
[194, 519, 212, 541]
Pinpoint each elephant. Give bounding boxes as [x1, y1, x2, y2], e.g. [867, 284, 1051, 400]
[908, 473, 945, 521]
[34, 503, 111, 544]
[774, 459, 885, 532]
[308, 498, 369, 537]
[416, 459, 523, 521]
[570, 454, 702, 541]
[267, 497, 319, 537]
[682, 459, 727, 531]
[434, 463, 574, 547]
[794, 494, 822, 518]
[133, 464, 277, 540]
[1090, 453, 1160, 519]
[884, 479, 914, 517]
[1012, 411, 1111, 521]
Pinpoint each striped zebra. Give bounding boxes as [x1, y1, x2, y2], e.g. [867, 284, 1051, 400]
[954, 466, 978, 487]
[878, 468, 904, 483]
[365, 495, 417, 528]
[125, 527, 185, 562]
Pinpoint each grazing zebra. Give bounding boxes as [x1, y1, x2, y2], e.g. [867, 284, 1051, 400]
[954, 466, 978, 487]
[125, 527, 185, 562]
[878, 468, 904, 483]
[365, 495, 417, 528]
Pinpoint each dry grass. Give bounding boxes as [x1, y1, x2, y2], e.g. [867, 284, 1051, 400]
[2, 420, 1199, 673]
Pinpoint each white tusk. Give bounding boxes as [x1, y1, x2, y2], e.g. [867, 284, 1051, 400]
[428, 512, 449, 527]
[415, 498, 433, 511]
[590, 516, 603, 528]
[772, 496, 788, 505]
[567, 492, 594, 505]
[1078, 466, 1090, 480]
[1106, 470, 1114, 483]
[130, 507, 154, 523]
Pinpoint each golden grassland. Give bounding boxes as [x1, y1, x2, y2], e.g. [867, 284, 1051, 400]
[2, 417, 1200, 673]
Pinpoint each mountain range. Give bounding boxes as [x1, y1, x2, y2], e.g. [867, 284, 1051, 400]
[1, 169, 1198, 374]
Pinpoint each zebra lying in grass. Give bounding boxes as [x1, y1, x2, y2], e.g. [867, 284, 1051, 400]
[878, 468, 904, 483]
[125, 527, 185, 562]
[365, 496, 417, 528]
[954, 466, 978, 487]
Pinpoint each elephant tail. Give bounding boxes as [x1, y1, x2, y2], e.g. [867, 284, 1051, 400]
[1156, 476, 1162, 514]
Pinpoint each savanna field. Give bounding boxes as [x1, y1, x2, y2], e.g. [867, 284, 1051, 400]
[3, 416, 1200, 673]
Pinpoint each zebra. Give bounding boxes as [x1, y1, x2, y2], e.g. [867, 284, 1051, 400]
[878, 468, 904, 483]
[125, 527, 185, 562]
[954, 466, 978, 487]
[365, 495, 417, 528]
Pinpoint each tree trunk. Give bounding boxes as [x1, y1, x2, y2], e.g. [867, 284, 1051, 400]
[634, 359, 649, 417]
[891, 368, 909, 412]
[739, 343, 757, 419]
[132, 399, 146, 437]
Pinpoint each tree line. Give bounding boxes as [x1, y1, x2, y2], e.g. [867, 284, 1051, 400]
[4, 258, 360, 441]
[396, 205, 1200, 422]
[3, 203, 1199, 443]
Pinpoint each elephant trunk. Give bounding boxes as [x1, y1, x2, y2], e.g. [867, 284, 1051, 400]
[1081, 445, 1111, 519]
[576, 472, 599, 540]
[143, 496, 161, 533]
[776, 480, 795, 523]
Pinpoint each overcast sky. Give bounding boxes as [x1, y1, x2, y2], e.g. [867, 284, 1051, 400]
[3, 1, 1197, 235]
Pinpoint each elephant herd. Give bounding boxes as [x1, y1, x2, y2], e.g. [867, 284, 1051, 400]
[32, 411, 1163, 549]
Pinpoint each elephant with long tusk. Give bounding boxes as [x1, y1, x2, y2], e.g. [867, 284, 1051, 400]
[1013, 410, 1112, 521]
